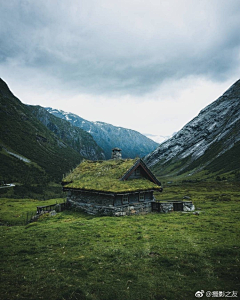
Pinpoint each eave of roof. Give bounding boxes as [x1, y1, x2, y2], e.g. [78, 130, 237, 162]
[62, 186, 161, 195]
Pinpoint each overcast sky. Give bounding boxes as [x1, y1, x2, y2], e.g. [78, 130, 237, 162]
[1, 0, 240, 140]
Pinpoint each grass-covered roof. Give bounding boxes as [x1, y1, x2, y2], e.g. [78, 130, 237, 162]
[62, 158, 161, 193]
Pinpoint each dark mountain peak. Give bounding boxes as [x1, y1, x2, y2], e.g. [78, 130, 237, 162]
[0, 78, 9, 88]
[0, 78, 16, 99]
[222, 79, 240, 98]
[196, 79, 240, 119]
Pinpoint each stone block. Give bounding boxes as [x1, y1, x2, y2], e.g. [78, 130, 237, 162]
[115, 212, 126, 216]
[49, 210, 56, 216]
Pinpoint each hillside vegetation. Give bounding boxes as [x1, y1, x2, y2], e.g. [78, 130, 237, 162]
[0, 79, 83, 185]
[0, 79, 104, 196]
[28, 105, 105, 161]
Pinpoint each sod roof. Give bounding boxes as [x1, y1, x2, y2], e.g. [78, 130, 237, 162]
[62, 158, 161, 193]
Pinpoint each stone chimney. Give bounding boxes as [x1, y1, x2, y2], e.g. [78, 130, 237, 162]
[111, 148, 122, 160]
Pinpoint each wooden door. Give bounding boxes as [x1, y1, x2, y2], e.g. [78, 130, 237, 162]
[173, 202, 183, 211]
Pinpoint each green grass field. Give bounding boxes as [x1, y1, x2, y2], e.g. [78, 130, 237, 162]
[0, 182, 239, 300]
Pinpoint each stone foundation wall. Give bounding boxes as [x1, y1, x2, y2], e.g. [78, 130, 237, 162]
[67, 190, 114, 206]
[159, 202, 173, 213]
[67, 190, 153, 216]
[159, 201, 195, 213]
[183, 202, 195, 212]
[68, 199, 152, 216]
[67, 190, 194, 216]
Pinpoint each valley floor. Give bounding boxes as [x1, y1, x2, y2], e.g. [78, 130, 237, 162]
[0, 181, 240, 300]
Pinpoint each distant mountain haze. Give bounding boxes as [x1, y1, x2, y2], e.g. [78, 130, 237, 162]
[144, 133, 173, 144]
[45, 107, 159, 159]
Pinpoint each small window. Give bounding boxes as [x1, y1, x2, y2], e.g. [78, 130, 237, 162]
[135, 168, 140, 176]
[122, 195, 129, 204]
[139, 193, 145, 202]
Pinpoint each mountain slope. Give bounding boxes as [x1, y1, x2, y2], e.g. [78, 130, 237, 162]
[45, 108, 159, 159]
[0, 79, 97, 185]
[28, 105, 105, 161]
[145, 79, 240, 178]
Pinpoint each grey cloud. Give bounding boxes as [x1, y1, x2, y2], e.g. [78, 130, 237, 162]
[0, 0, 240, 95]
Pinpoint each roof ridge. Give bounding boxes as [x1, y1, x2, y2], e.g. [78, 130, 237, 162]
[121, 158, 161, 186]
[120, 158, 141, 181]
[140, 159, 161, 186]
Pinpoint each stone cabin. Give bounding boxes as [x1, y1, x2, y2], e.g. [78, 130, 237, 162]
[62, 148, 163, 216]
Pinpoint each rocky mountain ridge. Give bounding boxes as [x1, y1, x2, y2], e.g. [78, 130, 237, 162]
[145, 79, 240, 177]
[28, 105, 105, 161]
[45, 107, 159, 159]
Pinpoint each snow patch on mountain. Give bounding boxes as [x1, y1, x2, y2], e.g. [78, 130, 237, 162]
[45, 107, 158, 159]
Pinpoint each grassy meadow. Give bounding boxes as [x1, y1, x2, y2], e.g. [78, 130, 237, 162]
[0, 181, 240, 300]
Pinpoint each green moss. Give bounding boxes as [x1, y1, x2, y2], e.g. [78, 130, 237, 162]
[63, 159, 161, 193]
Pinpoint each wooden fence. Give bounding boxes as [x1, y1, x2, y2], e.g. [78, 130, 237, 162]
[36, 202, 67, 214]
[23, 202, 68, 225]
